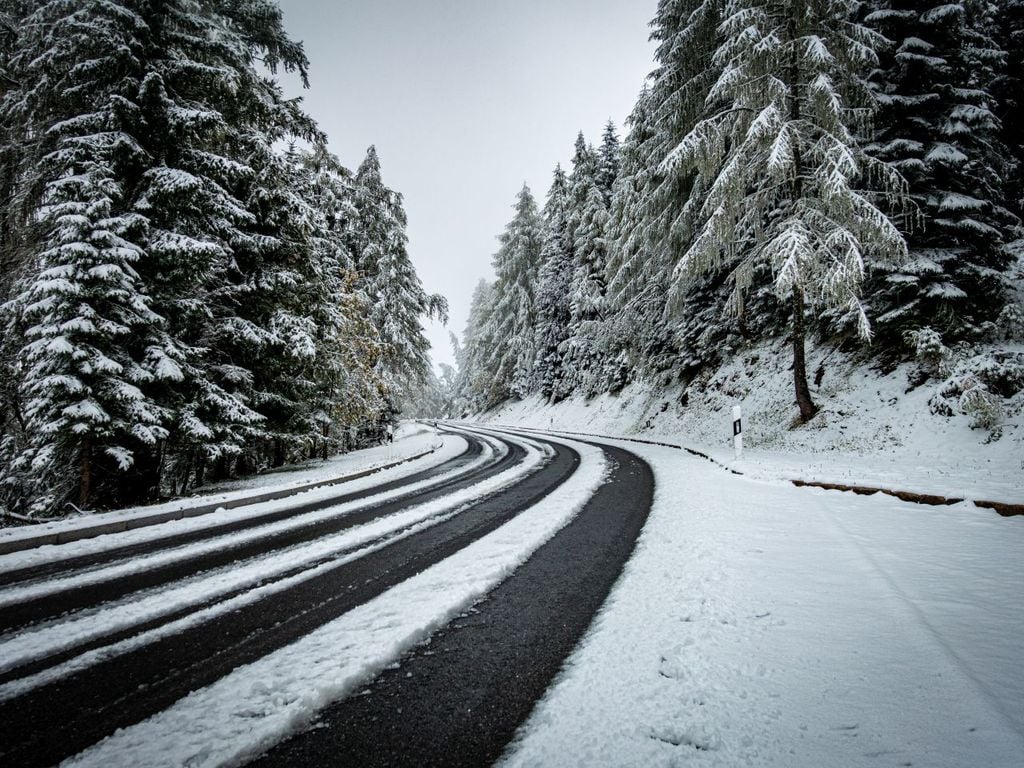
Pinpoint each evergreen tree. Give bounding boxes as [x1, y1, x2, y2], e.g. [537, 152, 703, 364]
[532, 166, 575, 400]
[605, 3, 735, 391]
[484, 184, 544, 399]
[667, 0, 908, 420]
[606, 88, 659, 315]
[453, 279, 500, 413]
[0, 0, 423, 514]
[565, 180, 611, 395]
[863, 0, 1017, 348]
[631, 0, 723, 286]
[125, 0, 321, 490]
[350, 146, 448, 400]
[561, 133, 615, 396]
[604, 90, 669, 390]
[298, 146, 385, 453]
[992, 0, 1024, 217]
[595, 120, 621, 203]
[0, 1, 170, 511]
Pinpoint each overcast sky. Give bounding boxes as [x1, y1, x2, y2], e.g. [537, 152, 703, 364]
[275, 0, 657, 372]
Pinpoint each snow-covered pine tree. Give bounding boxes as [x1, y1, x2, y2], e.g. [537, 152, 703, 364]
[0, 0, 170, 511]
[565, 179, 611, 396]
[350, 146, 447, 402]
[298, 146, 385, 454]
[605, 2, 733, 391]
[862, 0, 1017, 349]
[124, 0, 325, 489]
[532, 166, 575, 400]
[627, 0, 722, 288]
[482, 184, 544, 400]
[595, 120, 621, 204]
[560, 133, 610, 396]
[606, 87, 659, 315]
[453, 279, 500, 413]
[0, 0, 426, 511]
[992, 0, 1024, 217]
[666, 0, 908, 421]
[232, 139, 342, 470]
[604, 89, 670, 390]
[0, 2, 28, 504]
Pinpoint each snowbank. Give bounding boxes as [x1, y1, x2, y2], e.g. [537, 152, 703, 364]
[480, 342, 1023, 504]
[0, 422, 445, 551]
[500, 432, 1024, 768]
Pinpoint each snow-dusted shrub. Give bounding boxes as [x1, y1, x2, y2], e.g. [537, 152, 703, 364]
[929, 352, 1024, 429]
[959, 386, 1002, 431]
[997, 303, 1024, 340]
[905, 326, 950, 376]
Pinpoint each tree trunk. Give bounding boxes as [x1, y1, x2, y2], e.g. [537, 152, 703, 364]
[792, 287, 818, 422]
[786, 16, 816, 423]
[79, 438, 92, 509]
[193, 453, 206, 490]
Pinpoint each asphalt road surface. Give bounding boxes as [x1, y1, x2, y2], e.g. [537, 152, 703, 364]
[0, 425, 654, 767]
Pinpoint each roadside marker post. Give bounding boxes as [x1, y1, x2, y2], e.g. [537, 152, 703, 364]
[732, 405, 743, 460]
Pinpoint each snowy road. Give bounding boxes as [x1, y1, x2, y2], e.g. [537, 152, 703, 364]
[0, 425, 654, 767]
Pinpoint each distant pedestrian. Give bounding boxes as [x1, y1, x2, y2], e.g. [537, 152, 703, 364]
[386, 423, 394, 443]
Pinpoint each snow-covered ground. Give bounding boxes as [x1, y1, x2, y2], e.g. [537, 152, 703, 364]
[0, 422, 445, 549]
[196, 421, 442, 493]
[481, 343, 1023, 504]
[7, 422, 1022, 766]
[497, 429, 1024, 768]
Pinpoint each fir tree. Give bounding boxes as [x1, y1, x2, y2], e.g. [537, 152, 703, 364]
[560, 131, 617, 396]
[604, 87, 677, 386]
[992, 0, 1024, 217]
[863, 0, 1017, 348]
[631, 0, 723, 284]
[350, 146, 447, 400]
[565, 180, 611, 395]
[0, 0, 416, 512]
[532, 166, 574, 400]
[595, 120, 621, 203]
[126, 0, 321, 489]
[0, 0, 171, 511]
[666, 0, 908, 420]
[484, 184, 544, 399]
[298, 146, 385, 453]
[454, 279, 500, 413]
[605, 3, 733, 391]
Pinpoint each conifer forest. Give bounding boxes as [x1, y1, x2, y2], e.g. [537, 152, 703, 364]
[0, 1, 446, 515]
[2, 4, 1024, 767]
[453, 0, 1024, 430]
[2, 0, 1023, 517]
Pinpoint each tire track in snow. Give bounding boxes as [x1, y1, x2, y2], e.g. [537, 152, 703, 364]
[252, 433, 654, 768]
[0, 431, 579, 768]
[0, 430, 510, 633]
[0, 433, 546, 685]
[0, 426, 477, 587]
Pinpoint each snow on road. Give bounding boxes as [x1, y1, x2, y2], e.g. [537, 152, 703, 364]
[0, 432, 549, 686]
[0, 422, 449, 553]
[63, 437, 609, 768]
[0, 430, 470, 574]
[499, 432, 1024, 768]
[11, 420, 1021, 767]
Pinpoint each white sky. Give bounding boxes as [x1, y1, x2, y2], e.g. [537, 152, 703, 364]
[275, 0, 657, 372]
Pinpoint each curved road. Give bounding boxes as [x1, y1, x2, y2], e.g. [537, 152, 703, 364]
[0, 425, 654, 767]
